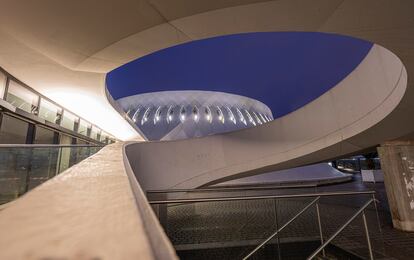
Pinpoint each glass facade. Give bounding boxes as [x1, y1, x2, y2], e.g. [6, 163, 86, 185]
[90, 126, 100, 140]
[0, 69, 115, 204]
[100, 132, 108, 143]
[59, 134, 73, 173]
[34, 126, 56, 144]
[60, 111, 78, 131]
[0, 145, 102, 204]
[27, 147, 60, 190]
[0, 114, 29, 144]
[0, 71, 6, 99]
[0, 69, 115, 144]
[76, 139, 89, 145]
[6, 80, 39, 114]
[38, 98, 62, 124]
[78, 119, 90, 136]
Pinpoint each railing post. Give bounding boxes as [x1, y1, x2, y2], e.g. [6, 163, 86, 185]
[273, 198, 282, 260]
[315, 202, 325, 257]
[56, 146, 63, 175]
[362, 210, 374, 260]
[372, 193, 382, 232]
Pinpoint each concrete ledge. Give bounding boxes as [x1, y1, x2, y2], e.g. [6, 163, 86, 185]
[0, 143, 176, 259]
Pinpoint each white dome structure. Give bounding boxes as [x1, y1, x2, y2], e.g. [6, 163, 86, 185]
[118, 90, 273, 140]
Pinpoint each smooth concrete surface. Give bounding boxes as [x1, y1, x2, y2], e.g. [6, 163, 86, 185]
[378, 142, 414, 231]
[212, 163, 352, 187]
[126, 44, 408, 191]
[0, 143, 177, 260]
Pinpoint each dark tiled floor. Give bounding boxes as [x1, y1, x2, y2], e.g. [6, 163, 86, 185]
[154, 174, 414, 259]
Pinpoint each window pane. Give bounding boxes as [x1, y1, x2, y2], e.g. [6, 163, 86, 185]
[6, 80, 39, 113]
[38, 98, 62, 124]
[0, 114, 28, 144]
[0, 71, 6, 99]
[34, 126, 56, 144]
[58, 134, 73, 173]
[60, 111, 78, 131]
[100, 132, 107, 142]
[78, 119, 90, 136]
[59, 133, 73, 145]
[0, 147, 31, 200]
[90, 126, 100, 140]
[28, 147, 59, 190]
[76, 139, 89, 145]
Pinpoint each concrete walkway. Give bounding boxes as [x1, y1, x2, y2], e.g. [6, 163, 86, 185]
[0, 143, 175, 260]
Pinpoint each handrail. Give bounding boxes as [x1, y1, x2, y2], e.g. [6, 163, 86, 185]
[147, 184, 316, 193]
[148, 190, 375, 204]
[146, 183, 317, 194]
[242, 197, 320, 259]
[307, 198, 375, 260]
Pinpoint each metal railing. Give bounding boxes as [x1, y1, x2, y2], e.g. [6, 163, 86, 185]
[146, 183, 317, 194]
[307, 198, 375, 260]
[148, 190, 375, 204]
[243, 194, 376, 259]
[150, 190, 378, 259]
[242, 196, 377, 260]
[242, 196, 321, 259]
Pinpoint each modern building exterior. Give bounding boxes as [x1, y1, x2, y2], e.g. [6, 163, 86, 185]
[0, 67, 116, 145]
[119, 91, 273, 140]
[0, 1, 414, 259]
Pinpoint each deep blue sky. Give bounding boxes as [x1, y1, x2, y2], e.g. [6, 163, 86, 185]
[106, 32, 372, 119]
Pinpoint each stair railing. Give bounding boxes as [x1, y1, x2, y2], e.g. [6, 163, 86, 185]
[242, 196, 321, 260]
[149, 190, 377, 260]
[307, 198, 375, 260]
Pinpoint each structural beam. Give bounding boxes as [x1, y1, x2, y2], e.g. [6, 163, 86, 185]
[378, 141, 414, 231]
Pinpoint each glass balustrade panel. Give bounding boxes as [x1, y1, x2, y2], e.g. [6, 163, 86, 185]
[60, 111, 78, 131]
[0, 71, 6, 99]
[77, 119, 90, 136]
[0, 145, 102, 205]
[6, 80, 39, 113]
[90, 126, 100, 140]
[38, 98, 62, 124]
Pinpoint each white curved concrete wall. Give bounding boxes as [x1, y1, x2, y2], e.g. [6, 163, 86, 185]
[213, 163, 351, 187]
[125, 44, 408, 190]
